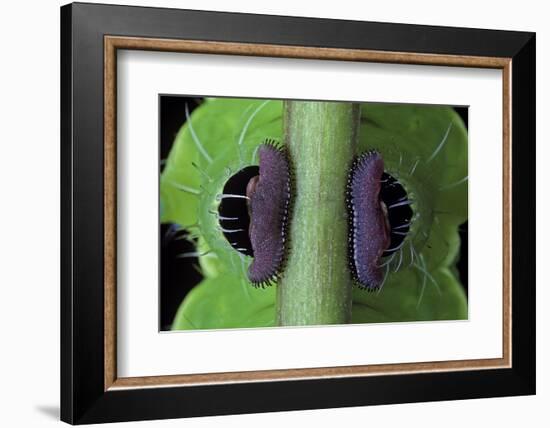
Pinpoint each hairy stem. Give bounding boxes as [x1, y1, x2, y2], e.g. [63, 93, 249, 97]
[277, 101, 360, 326]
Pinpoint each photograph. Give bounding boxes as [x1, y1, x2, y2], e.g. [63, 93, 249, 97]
[159, 96, 469, 331]
[53, 1, 537, 424]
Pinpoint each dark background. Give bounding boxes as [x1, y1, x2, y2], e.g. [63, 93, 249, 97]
[159, 96, 469, 330]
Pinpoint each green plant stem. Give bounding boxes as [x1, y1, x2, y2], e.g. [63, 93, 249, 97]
[277, 101, 360, 326]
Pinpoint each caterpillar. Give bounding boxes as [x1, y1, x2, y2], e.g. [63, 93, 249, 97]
[213, 139, 291, 287]
[346, 151, 391, 290]
[245, 140, 291, 287]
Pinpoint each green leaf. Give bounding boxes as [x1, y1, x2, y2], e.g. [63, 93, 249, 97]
[173, 265, 466, 329]
[359, 104, 468, 271]
[161, 98, 283, 228]
[172, 274, 276, 330]
[359, 103, 468, 222]
[352, 267, 467, 323]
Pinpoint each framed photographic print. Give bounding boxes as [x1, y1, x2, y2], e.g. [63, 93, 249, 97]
[60, 2, 536, 424]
